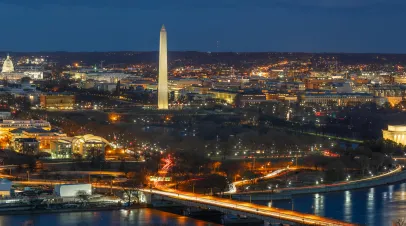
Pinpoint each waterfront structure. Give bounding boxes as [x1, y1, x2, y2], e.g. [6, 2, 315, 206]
[383, 125, 406, 146]
[1, 55, 14, 73]
[158, 25, 169, 109]
[40, 94, 75, 110]
[55, 184, 92, 197]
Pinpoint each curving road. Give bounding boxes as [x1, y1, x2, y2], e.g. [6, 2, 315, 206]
[238, 166, 403, 195]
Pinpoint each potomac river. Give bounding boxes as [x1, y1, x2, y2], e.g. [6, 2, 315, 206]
[255, 181, 406, 226]
[2, 182, 406, 226]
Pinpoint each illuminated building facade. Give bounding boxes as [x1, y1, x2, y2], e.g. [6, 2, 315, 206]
[158, 25, 169, 109]
[394, 76, 406, 84]
[72, 134, 109, 156]
[13, 138, 39, 155]
[1, 55, 14, 73]
[50, 138, 73, 159]
[21, 128, 67, 151]
[371, 86, 404, 107]
[302, 93, 374, 106]
[208, 89, 238, 104]
[40, 94, 75, 110]
[383, 125, 406, 146]
[0, 120, 51, 133]
[49, 134, 109, 159]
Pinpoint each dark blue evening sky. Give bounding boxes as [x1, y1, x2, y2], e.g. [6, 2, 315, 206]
[0, 0, 406, 53]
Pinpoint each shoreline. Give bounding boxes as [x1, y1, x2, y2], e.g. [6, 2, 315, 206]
[0, 204, 148, 216]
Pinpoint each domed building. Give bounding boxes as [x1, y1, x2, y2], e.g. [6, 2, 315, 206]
[1, 55, 14, 73]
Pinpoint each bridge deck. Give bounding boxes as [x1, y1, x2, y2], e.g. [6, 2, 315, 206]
[146, 188, 355, 226]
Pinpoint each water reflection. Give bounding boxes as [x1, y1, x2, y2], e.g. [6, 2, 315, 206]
[366, 187, 375, 226]
[344, 190, 352, 222]
[265, 182, 406, 226]
[313, 193, 325, 216]
[0, 209, 219, 226]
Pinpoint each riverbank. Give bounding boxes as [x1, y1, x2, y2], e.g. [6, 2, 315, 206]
[0, 204, 148, 216]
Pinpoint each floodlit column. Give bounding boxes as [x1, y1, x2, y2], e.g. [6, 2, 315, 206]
[158, 25, 169, 109]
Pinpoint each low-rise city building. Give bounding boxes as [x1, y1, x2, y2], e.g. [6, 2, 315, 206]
[301, 93, 374, 106]
[72, 134, 108, 157]
[13, 138, 40, 155]
[40, 94, 75, 110]
[50, 138, 73, 159]
[0, 120, 51, 133]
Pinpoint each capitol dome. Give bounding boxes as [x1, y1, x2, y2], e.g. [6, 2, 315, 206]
[1, 55, 14, 73]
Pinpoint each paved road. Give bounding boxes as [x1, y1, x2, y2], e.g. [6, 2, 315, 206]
[237, 166, 403, 195]
[14, 180, 354, 226]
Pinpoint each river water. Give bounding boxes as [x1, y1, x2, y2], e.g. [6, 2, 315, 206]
[1, 182, 406, 226]
[255, 182, 406, 226]
[0, 208, 219, 226]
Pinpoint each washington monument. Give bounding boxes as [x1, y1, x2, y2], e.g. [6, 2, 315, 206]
[158, 24, 168, 109]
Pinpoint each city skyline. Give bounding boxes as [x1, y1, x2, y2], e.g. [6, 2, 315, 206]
[1, 1, 406, 53]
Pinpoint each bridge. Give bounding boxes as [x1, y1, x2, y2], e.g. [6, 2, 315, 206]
[141, 188, 354, 226]
[13, 179, 354, 225]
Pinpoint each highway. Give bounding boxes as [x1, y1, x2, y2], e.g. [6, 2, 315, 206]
[226, 168, 289, 194]
[237, 166, 403, 195]
[13, 180, 354, 225]
[144, 188, 354, 225]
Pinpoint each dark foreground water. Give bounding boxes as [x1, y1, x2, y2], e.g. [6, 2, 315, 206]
[255, 182, 406, 226]
[0, 208, 219, 226]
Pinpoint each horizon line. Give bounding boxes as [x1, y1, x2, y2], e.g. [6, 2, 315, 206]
[0, 50, 405, 55]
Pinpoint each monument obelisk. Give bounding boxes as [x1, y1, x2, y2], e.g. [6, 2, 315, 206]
[158, 25, 169, 109]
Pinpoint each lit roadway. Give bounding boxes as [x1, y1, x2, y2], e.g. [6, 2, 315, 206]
[238, 166, 403, 195]
[282, 166, 402, 192]
[225, 168, 289, 194]
[13, 180, 354, 225]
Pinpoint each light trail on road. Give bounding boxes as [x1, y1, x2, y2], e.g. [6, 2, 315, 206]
[13, 180, 354, 225]
[238, 166, 403, 195]
[225, 168, 289, 194]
